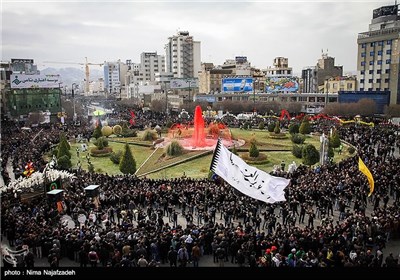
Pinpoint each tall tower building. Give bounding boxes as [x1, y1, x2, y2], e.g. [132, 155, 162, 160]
[165, 31, 201, 78]
[357, 4, 400, 104]
[104, 61, 122, 95]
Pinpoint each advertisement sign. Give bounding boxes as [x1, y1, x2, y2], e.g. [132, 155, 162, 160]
[170, 78, 198, 89]
[222, 78, 253, 92]
[265, 77, 299, 93]
[11, 74, 62, 89]
[373, 5, 397, 19]
[195, 95, 216, 103]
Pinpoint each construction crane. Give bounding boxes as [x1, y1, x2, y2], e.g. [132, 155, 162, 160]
[43, 57, 104, 93]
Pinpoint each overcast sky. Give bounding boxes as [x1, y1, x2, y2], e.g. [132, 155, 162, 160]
[2, 0, 394, 75]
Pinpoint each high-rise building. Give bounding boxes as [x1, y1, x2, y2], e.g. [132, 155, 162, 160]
[165, 31, 201, 78]
[301, 66, 318, 93]
[357, 4, 400, 104]
[140, 52, 165, 82]
[104, 61, 123, 95]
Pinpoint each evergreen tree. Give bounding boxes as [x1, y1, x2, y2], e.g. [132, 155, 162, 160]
[92, 124, 102, 139]
[302, 144, 319, 166]
[59, 132, 71, 149]
[299, 118, 311, 134]
[249, 142, 260, 158]
[288, 123, 300, 134]
[57, 133, 71, 159]
[329, 130, 341, 149]
[119, 143, 136, 175]
[57, 155, 72, 170]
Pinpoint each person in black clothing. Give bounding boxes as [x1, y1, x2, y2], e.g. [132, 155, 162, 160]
[167, 246, 177, 267]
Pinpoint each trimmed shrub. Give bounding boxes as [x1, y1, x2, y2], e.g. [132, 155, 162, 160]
[291, 133, 306, 144]
[299, 119, 311, 134]
[94, 137, 109, 149]
[141, 129, 157, 141]
[292, 145, 303, 158]
[110, 150, 123, 164]
[288, 123, 300, 134]
[348, 146, 356, 155]
[166, 140, 184, 157]
[101, 126, 113, 137]
[231, 145, 238, 155]
[258, 122, 265, 130]
[274, 121, 281, 134]
[302, 144, 319, 166]
[90, 147, 113, 157]
[241, 153, 268, 164]
[267, 122, 275, 132]
[113, 125, 122, 135]
[249, 142, 259, 158]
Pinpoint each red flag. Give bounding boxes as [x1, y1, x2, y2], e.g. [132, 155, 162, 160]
[129, 110, 136, 125]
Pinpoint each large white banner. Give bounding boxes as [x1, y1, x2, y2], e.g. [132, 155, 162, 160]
[210, 140, 290, 203]
[11, 74, 62, 89]
[170, 78, 198, 89]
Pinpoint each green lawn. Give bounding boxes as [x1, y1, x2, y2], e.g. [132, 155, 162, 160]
[67, 129, 352, 179]
[70, 140, 154, 175]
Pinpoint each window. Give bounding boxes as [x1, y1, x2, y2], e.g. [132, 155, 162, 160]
[376, 79, 381, 83]
[370, 51, 374, 56]
[369, 61, 374, 65]
[369, 70, 373, 74]
[386, 49, 391, 55]
[361, 61, 365, 66]
[360, 70, 365, 75]
[378, 50, 382, 55]
[387, 40, 392, 45]
[360, 88, 364, 91]
[377, 69, 381, 74]
[386, 59, 391, 64]
[385, 78, 389, 83]
[368, 79, 373, 83]
[370, 42, 375, 47]
[361, 52, 366, 57]
[378, 41, 383, 46]
[361, 43, 366, 48]
[385, 69, 390, 74]
[347, 83, 353, 89]
[378, 60, 382, 65]
[360, 79, 365, 83]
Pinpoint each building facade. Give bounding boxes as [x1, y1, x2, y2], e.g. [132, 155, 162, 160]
[165, 31, 201, 79]
[140, 52, 165, 82]
[357, 4, 400, 104]
[322, 76, 357, 93]
[198, 63, 233, 94]
[104, 61, 121, 96]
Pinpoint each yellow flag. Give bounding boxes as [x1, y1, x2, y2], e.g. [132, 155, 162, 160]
[358, 157, 374, 196]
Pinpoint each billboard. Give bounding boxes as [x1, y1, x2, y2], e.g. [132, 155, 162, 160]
[11, 74, 62, 89]
[265, 77, 299, 93]
[373, 5, 398, 19]
[170, 78, 198, 89]
[222, 78, 253, 93]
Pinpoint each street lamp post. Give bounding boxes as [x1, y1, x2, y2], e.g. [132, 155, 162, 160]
[188, 79, 192, 103]
[253, 79, 258, 116]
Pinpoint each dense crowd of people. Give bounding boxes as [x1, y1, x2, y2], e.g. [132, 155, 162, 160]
[1, 111, 400, 268]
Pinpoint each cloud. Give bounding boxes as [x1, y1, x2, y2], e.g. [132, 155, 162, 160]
[2, 0, 393, 74]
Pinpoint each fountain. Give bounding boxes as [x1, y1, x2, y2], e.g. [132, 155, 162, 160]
[191, 105, 206, 147]
[159, 105, 241, 150]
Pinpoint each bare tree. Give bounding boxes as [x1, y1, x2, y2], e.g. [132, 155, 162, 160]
[384, 104, 400, 117]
